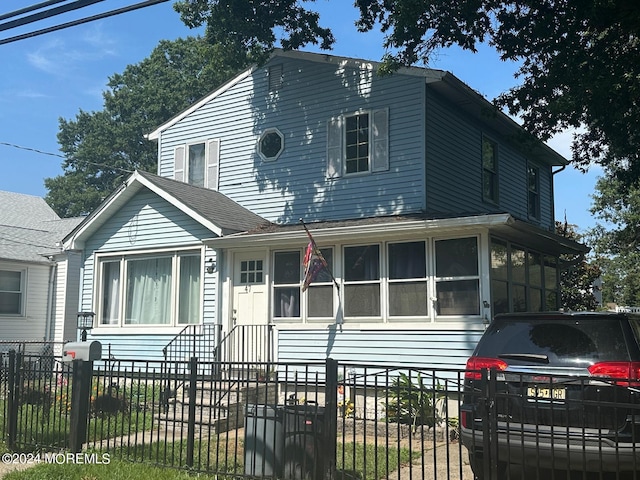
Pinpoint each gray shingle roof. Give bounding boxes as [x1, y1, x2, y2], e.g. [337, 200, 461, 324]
[0, 191, 84, 263]
[137, 171, 268, 234]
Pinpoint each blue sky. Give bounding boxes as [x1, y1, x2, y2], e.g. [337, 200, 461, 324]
[0, 0, 601, 232]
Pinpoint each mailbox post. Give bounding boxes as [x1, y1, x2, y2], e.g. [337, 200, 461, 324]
[62, 341, 102, 453]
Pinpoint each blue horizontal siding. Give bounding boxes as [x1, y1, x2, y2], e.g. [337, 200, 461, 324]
[159, 56, 427, 224]
[85, 333, 172, 362]
[276, 328, 483, 370]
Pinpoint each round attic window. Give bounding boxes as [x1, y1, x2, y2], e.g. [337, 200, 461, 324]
[258, 128, 284, 161]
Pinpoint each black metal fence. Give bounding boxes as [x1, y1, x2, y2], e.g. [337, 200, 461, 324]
[1, 350, 639, 480]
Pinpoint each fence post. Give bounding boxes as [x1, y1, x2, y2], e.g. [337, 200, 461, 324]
[185, 356, 198, 469]
[6, 350, 18, 450]
[69, 359, 93, 453]
[324, 357, 338, 480]
[481, 368, 500, 480]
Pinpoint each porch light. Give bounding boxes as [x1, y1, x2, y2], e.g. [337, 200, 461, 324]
[205, 258, 217, 274]
[77, 312, 95, 342]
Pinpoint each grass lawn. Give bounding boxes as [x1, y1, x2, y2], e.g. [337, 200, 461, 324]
[3, 458, 217, 480]
[2, 439, 416, 480]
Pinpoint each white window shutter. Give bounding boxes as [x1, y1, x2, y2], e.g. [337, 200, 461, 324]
[371, 108, 389, 172]
[174, 146, 185, 182]
[206, 139, 220, 190]
[326, 116, 343, 179]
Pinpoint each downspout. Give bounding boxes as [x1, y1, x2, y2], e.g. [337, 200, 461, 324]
[44, 260, 57, 342]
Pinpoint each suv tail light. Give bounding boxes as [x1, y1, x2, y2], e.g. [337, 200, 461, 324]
[465, 357, 508, 380]
[588, 361, 640, 386]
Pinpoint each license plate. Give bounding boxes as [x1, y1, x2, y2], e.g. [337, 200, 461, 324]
[527, 386, 566, 400]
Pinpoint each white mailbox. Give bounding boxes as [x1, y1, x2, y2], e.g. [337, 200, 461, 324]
[61, 341, 102, 362]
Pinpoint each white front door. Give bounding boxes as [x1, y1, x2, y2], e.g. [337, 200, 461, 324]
[230, 251, 269, 363]
[232, 251, 268, 326]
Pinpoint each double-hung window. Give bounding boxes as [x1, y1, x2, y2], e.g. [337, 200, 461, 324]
[388, 241, 428, 317]
[188, 143, 206, 187]
[174, 139, 220, 189]
[344, 245, 380, 317]
[327, 109, 389, 178]
[528, 164, 540, 219]
[482, 136, 498, 203]
[274, 251, 301, 318]
[97, 251, 202, 326]
[307, 248, 334, 319]
[273, 248, 335, 320]
[0, 270, 24, 315]
[435, 237, 480, 316]
[345, 113, 370, 174]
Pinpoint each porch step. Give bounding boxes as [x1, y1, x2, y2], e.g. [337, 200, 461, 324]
[157, 380, 278, 433]
[157, 401, 245, 433]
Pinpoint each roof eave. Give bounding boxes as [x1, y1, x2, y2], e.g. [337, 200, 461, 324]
[428, 72, 569, 167]
[64, 171, 225, 250]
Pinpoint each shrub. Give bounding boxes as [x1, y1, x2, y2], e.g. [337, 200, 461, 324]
[384, 372, 445, 432]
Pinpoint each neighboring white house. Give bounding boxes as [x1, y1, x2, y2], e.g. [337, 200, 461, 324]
[0, 190, 83, 355]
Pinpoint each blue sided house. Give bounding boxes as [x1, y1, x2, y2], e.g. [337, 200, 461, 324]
[63, 50, 586, 367]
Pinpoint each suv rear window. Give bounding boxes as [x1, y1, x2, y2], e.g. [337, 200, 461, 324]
[478, 317, 631, 367]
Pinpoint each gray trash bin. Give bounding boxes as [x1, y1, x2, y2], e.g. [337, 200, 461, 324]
[244, 404, 284, 477]
[282, 403, 327, 480]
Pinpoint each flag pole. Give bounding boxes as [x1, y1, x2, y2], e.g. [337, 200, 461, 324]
[299, 218, 340, 291]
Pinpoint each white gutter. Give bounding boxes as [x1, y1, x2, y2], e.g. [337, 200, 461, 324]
[204, 213, 513, 248]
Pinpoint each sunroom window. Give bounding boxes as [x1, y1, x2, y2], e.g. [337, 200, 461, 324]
[97, 251, 201, 326]
[490, 238, 560, 314]
[307, 248, 334, 319]
[344, 244, 380, 317]
[435, 237, 480, 316]
[274, 251, 301, 318]
[388, 241, 427, 317]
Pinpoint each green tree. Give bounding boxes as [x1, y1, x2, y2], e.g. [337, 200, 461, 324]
[175, 0, 640, 175]
[46, 37, 251, 217]
[556, 221, 601, 311]
[588, 175, 640, 307]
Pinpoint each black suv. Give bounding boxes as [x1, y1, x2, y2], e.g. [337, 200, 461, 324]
[460, 312, 640, 478]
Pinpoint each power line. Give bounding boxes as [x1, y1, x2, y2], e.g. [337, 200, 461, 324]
[0, 141, 134, 174]
[0, 0, 106, 33]
[0, 0, 170, 45]
[0, 141, 64, 158]
[0, 0, 70, 22]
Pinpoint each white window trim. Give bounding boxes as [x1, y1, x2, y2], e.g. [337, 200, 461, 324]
[257, 128, 285, 162]
[266, 235, 487, 325]
[0, 268, 26, 317]
[272, 250, 302, 321]
[93, 247, 204, 329]
[344, 111, 373, 176]
[327, 107, 389, 179]
[174, 139, 220, 190]
[432, 235, 482, 318]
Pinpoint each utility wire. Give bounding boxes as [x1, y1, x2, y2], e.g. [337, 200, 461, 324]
[0, 0, 70, 22]
[0, 0, 169, 45]
[0, 141, 134, 174]
[0, 141, 64, 158]
[0, 0, 105, 33]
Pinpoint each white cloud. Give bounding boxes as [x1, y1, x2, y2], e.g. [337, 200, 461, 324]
[26, 23, 118, 77]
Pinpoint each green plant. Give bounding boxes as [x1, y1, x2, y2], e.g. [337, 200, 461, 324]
[384, 372, 445, 432]
[338, 399, 355, 418]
